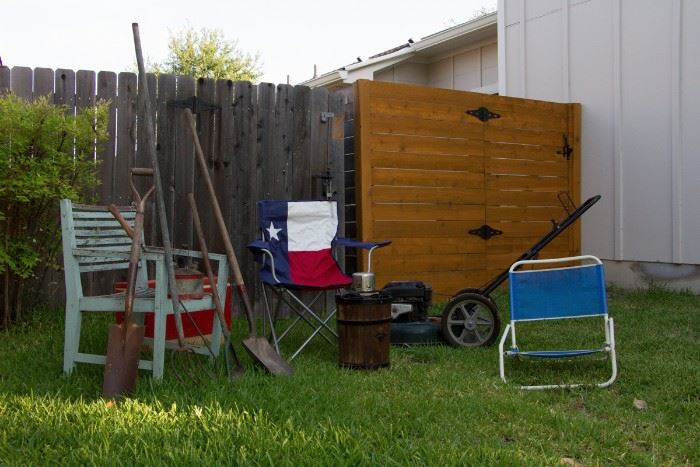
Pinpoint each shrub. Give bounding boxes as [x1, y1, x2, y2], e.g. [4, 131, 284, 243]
[0, 93, 109, 327]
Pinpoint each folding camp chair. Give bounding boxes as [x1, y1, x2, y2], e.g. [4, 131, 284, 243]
[247, 200, 389, 361]
[498, 255, 617, 390]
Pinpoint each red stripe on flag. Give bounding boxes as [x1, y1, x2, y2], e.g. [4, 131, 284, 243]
[288, 250, 352, 288]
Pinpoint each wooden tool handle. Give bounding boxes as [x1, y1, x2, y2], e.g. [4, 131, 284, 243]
[108, 204, 135, 239]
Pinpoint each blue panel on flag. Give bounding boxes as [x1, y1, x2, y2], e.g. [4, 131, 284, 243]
[257, 200, 291, 285]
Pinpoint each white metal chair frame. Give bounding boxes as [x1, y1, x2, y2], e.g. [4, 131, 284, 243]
[60, 199, 229, 380]
[498, 255, 618, 390]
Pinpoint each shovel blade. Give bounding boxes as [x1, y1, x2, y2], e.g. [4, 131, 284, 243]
[102, 322, 146, 399]
[243, 337, 294, 376]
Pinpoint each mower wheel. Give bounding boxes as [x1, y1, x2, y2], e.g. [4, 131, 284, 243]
[441, 292, 500, 348]
[452, 287, 483, 296]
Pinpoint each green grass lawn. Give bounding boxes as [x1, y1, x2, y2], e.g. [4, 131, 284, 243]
[0, 287, 698, 466]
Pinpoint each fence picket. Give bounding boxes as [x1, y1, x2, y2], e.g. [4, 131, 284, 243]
[291, 85, 311, 200]
[173, 75, 196, 252]
[273, 84, 294, 200]
[54, 69, 75, 108]
[114, 73, 137, 206]
[310, 87, 330, 201]
[33, 68, 54, 100]
[231, 81, 259, 306]
[11, 67, 32, 100]
[76, 70, 96, 109]
[215, 79, 235, 255]
[0, 67, 10, 94]
[194, 77, 218, 254]
[96, 71, 117, 204]
[156, 73, 177, 245]
[257, 83, 276, 200]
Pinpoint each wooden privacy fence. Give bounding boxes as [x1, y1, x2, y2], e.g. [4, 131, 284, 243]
[354, 80, 581, 300]
[1, 66, 348, 309]
[2, 67, 582, 309]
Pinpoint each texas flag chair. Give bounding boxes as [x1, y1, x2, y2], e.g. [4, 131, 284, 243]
[247, 200, 389, 360]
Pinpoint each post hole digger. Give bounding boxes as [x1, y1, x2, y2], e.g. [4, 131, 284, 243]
[102, 169, 154, 399]
[440, 195, 602, 348]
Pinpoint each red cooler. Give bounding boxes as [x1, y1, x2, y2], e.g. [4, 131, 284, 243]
[114, 277, 232, 340]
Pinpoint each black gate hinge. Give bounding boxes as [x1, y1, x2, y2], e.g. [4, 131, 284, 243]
[466, 106, 501, 122]
[469, 224, 503, 241]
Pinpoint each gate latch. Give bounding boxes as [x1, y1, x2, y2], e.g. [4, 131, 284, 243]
[466, 106, 501, 122]
[469, 224, 503, 241]
[557, 134, 573, 160]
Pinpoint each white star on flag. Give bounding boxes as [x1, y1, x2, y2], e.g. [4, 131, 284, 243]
[267, 221, 282, 241]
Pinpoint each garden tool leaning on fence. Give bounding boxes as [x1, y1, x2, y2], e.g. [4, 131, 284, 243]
[132, 23, 188, 350]
[102, 168, 154, 399]
[188, 193, 245, 380]
[183, 107, 294, 376]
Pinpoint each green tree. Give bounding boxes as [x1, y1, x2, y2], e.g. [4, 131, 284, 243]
[0, 94, 108, 327]
[151, 27, 263, 82]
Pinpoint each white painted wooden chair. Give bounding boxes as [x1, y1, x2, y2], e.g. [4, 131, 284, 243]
[60, 199, 229, 380]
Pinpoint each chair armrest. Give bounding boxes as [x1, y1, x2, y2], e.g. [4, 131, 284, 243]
[335, 238, 390, 273]
[246, 240, 280, 283]
[247, 239, 271, 253]
[142, 246, 226, 262]
[335, 238, 391, 250]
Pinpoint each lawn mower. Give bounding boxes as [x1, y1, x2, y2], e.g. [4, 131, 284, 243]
[440, 194, 602, 348]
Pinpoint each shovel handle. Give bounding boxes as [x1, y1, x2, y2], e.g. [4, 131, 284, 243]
[183, 108, 258, 337]
[133, 23, 187, 349]
[131, 168, 154, 177]
[187, 193, 230, 340]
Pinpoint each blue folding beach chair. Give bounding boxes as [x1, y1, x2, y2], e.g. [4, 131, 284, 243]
[498, 255, 617, 390]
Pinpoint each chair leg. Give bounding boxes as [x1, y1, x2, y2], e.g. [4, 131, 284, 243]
[498, 324, 512, 384]
[63, 300, 81, 375]
[209, 306, 222, 359]
[152, 308, 166, 380]
[262, 285, 281, 354]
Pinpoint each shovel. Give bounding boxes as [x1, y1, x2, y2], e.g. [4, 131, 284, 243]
[103, 168, 155, 399]
[183, 108, 293, 376]
[188, 193, 244, 379]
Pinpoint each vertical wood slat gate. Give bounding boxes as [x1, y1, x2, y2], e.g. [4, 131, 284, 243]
[354, 80, 581, 301]
[0, 66, 347, 310]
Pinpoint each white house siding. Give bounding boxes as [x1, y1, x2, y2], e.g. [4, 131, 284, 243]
[373, 42, 498, 92]
[499, 0, 700, 283]
[395, 62, 429, 85]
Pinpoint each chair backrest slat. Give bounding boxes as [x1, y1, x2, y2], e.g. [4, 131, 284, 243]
[64, 202, 136, 273]
[509, 260, 607, 322]
[79, 261, 131, 272]
[75, 237, 132, 247]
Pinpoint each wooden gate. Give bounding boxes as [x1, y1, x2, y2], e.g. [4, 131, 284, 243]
[354, 80, 580, 301]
